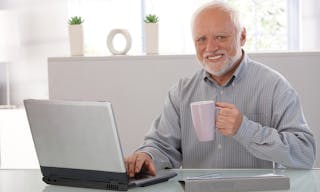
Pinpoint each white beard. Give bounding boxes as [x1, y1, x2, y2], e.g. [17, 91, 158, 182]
[200, 48, 242, 77]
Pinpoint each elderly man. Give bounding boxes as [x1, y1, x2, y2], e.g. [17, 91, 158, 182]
[125, 1, 316, 177]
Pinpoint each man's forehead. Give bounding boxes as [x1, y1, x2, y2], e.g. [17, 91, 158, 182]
[194, 22, 235, 36]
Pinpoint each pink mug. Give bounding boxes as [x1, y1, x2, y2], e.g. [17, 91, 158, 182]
[190, 100, 215, 142]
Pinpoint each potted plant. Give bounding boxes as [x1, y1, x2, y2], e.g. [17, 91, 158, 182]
[144, 14, 159, 55]
[68, 16, 84, 56]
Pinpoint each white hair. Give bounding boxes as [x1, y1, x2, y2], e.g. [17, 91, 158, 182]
[191, 0, 243, 39]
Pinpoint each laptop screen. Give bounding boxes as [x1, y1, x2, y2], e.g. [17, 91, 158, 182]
[24, 99, 126, 173]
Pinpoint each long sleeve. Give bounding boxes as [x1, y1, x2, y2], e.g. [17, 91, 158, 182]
[136, 84, 183, 170]
[233, 82, 316, 169]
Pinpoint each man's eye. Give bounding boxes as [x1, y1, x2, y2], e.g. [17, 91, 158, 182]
[216, 36, 226, 40]
[216, 34, 232, 41]
[196, 37, 206, 43]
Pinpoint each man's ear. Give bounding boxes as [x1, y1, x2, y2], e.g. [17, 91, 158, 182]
[240, 27, 246, 46]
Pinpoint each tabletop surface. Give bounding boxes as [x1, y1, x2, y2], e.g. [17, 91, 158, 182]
[1, 169, 320, 192]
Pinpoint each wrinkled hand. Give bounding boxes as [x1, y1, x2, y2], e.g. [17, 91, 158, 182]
[125, 152, 156, 177]
[215, 102, 243, 136]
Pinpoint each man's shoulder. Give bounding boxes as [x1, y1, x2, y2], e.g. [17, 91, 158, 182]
[180, 69, 203, 82]
[178, 69, 204, 88]
[246, 58, 286, 81]
[245, 57, 294, 90]
[168, 69, 204, 93]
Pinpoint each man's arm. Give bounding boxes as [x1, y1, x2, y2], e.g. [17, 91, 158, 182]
[231, 88, 316, 169]
[125, 83, 183, 175]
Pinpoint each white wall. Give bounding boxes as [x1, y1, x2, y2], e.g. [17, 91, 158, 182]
[48, 52, 320, 167]
[1, 0, 69, 107]
[0, 0, 69, 168]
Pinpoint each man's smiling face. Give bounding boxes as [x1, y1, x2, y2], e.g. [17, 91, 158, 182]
[193, 7, 245, 77]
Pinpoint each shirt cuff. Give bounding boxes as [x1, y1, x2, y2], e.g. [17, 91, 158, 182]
[136, 147, 156, 160]
[233, 115, 258, 144]
[136, 146, 173, 170]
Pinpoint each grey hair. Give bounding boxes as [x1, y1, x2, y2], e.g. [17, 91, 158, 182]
[191, 0, 243, 40]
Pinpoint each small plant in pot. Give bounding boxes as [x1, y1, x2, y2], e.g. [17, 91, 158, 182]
[144, 14, 159, 23]
[68, 16, 84, 25]
[144, 14, 159, 55]
[68, 16, 84, 56]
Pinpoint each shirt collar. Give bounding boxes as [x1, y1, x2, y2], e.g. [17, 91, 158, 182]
[233, 49, 248, 80]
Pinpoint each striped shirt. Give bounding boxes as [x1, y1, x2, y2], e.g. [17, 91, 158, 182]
[138, 52, 316, 169]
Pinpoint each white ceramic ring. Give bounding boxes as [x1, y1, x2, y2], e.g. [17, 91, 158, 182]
[107, 29, 132, 55]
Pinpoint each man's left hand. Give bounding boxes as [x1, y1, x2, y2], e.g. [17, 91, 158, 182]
[215, 102, 243, 136]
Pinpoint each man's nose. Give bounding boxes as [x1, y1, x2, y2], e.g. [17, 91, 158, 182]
[206, 38, 218, 52]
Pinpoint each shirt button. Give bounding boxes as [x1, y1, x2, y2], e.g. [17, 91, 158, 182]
[220, 90, 223, 95]
[218, 144, 222, 149]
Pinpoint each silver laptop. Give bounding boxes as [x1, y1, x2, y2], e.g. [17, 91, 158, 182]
[24, 99, 177, 191]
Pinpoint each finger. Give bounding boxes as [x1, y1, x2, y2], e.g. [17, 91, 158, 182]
[217, 108, 234, 116]
[135, 154, 146, 173]
[216, 114, 229, 123]
[216, 120, 232, 135]
[216, 116, 233, 128]
[145, 160, 157, 176]
[216, 120, 226, 130]
[124, 157, 129, 174]
[216, 126, 226, 134]
[215, 119, 222, 127]
[215, 102, 235, 109]
[128, 154, 138, 177]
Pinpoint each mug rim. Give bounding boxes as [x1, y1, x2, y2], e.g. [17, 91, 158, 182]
[190, 100, 215, 106]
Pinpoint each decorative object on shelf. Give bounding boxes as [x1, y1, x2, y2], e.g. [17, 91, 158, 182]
[144, 14, 159, 55]
[107, 29, 132, 55]
[68, 16, 84, 56]
[0, 61, 13, 109]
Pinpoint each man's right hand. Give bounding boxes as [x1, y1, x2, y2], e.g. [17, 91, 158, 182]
[125, 152, 157, 178]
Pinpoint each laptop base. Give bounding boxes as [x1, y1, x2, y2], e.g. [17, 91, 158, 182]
[41, 166, 129, 191]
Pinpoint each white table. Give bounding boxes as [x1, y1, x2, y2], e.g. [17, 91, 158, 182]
[1, 169, 320, 192]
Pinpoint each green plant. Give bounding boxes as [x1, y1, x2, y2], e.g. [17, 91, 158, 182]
[144, 14, 159, 23]
[68, 16, 84, 25]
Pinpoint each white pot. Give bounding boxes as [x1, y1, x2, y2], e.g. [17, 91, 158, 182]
[144, 23, 158, 55]
[68, 25, 84, 56]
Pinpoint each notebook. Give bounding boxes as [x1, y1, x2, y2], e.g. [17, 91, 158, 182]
[180, 173, 290, 192]
[24, 99, 177, 191]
